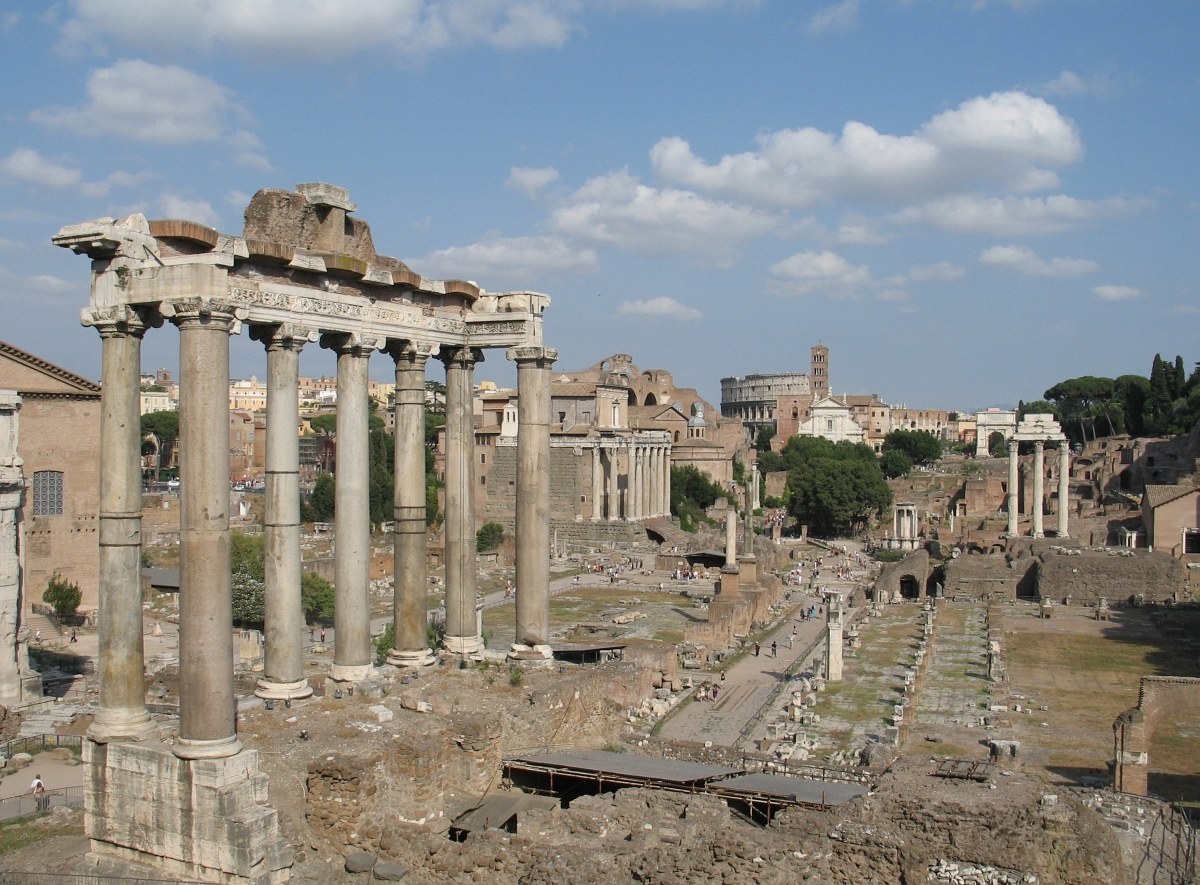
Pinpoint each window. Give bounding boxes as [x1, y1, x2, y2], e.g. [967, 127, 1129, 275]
[480, 453, 486, 464]
[826, 419, 834, 431]
[32, 470, 64, 516]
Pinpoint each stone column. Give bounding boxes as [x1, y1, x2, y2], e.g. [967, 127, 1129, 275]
[254, 324, 314, 701]
[510, 346, 556, 649]
[647, 447, 658, 517]
[171, 300, 241, 759]
[0, 392, 26, 707]
[725, 507, 737, 566]
[1032, 440, 1045, 538]
[591, 446, 602, 520]
[387, 342, 435, 667]
[662, 448, 671, 516]
[78, 307, 158, 740]
[1006, 438, 1019, 538]
[825, 592, 844, 681]
[628, 443, 641, 521]
[642, 448, 652, 517]
[441, 346, 483, 655]
[322, 333, 379, 683]
[1057, 443, 1070, 538]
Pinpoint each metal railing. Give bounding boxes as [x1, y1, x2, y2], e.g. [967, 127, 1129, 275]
[0, 785, 83, 822]
[0, 734, 83, 759]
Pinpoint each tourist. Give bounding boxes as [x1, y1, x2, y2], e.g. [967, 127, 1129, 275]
[69, 629, 77, 643]
[754, 642, 760, 657]
[31, 773, 47, 812]
[771, 641, 777, 658]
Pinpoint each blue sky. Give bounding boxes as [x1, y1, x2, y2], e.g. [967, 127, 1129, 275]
[1, 1, 1196, 411]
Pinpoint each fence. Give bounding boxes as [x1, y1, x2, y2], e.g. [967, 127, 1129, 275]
[0, 734, 83, 759]
[0, 785, 84, 822]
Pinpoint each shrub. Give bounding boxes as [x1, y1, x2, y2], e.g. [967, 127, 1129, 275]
[476, 521, 504, 552]
[43, 574, 82, 617]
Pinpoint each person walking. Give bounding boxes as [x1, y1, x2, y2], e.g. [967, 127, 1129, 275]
[753, 642, 760, 657]
[31, 773, 47, 812]
[770, 640, 777, 658]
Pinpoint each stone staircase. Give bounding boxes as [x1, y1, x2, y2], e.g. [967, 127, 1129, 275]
[25, 611, 61, 644]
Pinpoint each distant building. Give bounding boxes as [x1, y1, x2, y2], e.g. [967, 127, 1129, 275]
[794, 396, 865, 445]
[720, 344, 829, 442]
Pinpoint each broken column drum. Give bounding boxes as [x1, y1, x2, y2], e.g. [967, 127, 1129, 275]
[54, 183, 554, 883]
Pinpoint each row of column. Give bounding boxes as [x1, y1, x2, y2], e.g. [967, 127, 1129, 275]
[85, 300, 556, 759]
[1006, 439, 1069, 539]
[589, 442, 671, 521]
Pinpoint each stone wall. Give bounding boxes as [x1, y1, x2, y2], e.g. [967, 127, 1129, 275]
[1036, 549, 1184, 603]
[942, 553, 1036, 600]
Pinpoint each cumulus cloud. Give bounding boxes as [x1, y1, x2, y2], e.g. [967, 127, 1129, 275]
[894, 193, 1148, 236]
[651, 91, 1080, 208]
[407, 235, 597, 282]
[1093, 284, 1141, 302]
[768, 249, 870, 297]
[157, 194, 221, 227]
[80, 169, 156, 198]
[507, 166, 560, 199]
[908, 261, 966, 282]
[828, 222, 889, 246]
[809, 0, 859, 34]
[615, 296, 702, 321]
[32, 61, 238, 145]
[979, 244, 1098, 276]
[549, 170, 778, 260]
[1, 148, 81, 189]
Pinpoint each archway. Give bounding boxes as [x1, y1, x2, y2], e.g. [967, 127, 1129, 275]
[644, 393, 658, 406]
[899, 575, 921, 599]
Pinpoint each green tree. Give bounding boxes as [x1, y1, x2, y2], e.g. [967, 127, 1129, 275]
[476, 521, 505, 552]
[786, 455, 891, 537]
[43, 574, 82, 617]
[754, 425, 776, 452]
[879, 448, 913, 479]
[140, 410, 180, 478]
[1044, 375, 1116, 444]
[881, 429, 941, 465]
[231, 531, 265, 582]
[301, 572, 335, 625]
[231, 572, 265, 627]
[374, 620, 395, 662]
[308, 412, 338, 436]
[987, 431, 1007, 458]
[309, 472, 335, 521]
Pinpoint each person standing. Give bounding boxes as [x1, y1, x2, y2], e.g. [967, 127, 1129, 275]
[31, 773, 47, 812]
[771, 640, 778, 658]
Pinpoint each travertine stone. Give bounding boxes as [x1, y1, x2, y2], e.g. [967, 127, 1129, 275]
[442, 346, 483, 655]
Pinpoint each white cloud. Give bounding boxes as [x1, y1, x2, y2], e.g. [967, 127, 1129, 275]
[829, 222, 889, 246]
[1093, 284, 1141, 302]
[157, 194, 221, 227]
[651, 91, 1080, 208]
[550, 170, 778, 259]
[31, 61, 236, 145]
[1040, 70, 1113, 97]
[908, 261, 966, 282]
[0, 148, 81, 189]
[615, 296, 702, 321]
[79, 169, 156, 198]
[507, 166, 560, 199]
[58, 0, 586, 58]
[28, 274, 78, 296]
[877, 288, 909, 302]
[408, 235, 597, 282]
[768, 249, 870, 297]
[979, 244, 1098, 277]
[894, 193, 1148, 236]
[809, 0, 859, 34]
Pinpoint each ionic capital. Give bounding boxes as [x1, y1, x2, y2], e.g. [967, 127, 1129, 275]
[319, 331, 386, 358]
[81, 304, 159, 339]
[507, 345, 558, 368]
[249, 322, 318, 353]
[163, 298, 245, 334]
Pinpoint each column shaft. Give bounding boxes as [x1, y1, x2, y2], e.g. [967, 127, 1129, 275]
[1006, 439, 1019, 537]
[442, 347, 482, 654]
[87, 308, 155, 742]
[174, 304, 240, 759]
[628, 444, 641, 521]
[389, 343, 434, 666]
[327, 335, 376, 681]
[1032, 441, 1045, 538]
[256, 326, 312, 700]
[511, 346, 556, 648]
[1057, 444, 1070, 538]
[591, 446, 602, 520]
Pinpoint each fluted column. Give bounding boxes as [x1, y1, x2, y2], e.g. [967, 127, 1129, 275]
[1006, 438, 1019, 538]
[510, 346, 556, 648]
[254, 324, 314, 701]
[591, 446, 602, 520]
[1057, 443, 1070, 538]
[323, 333, 380, 682]
[1032, 440, 1045, 538]
[171, 300, 241, 759]
[441, 346, 483, 655]
[83, 305, 157, 742]
[388, 342, 435, 667]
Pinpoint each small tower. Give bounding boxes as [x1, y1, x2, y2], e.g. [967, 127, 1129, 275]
[810, 344, 830, 402]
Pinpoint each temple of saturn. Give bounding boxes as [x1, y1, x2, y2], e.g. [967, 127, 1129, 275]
[51, 183, 556, 883]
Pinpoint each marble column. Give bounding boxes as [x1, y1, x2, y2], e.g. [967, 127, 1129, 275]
[628, 443, 641, 521]
[662, 448, 672, 517]
[0, 392, 25, 707]
[1006, 438, 1019, 538]
[254, 324, 314, 701]
[642, 448, 652, 517]
[324, 333, 380, 683]
[646, 447, 657, 517]
[510, 346, 556, 648]
[85, 306, 157, 741]
[607, 451, 618, 520]
[1057, 443, 1070, 538]
[388, 342, 435, 667]
[441, 346, 482, 655]
[172, 300, 241, 760]
[591, 446, 602, 520]
[1032, 440, 1045, 538]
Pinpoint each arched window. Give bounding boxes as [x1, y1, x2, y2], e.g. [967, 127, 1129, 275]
[32, 470, 64, 516]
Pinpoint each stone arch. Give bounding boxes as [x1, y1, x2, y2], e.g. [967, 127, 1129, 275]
[644, 393, 658, 406]
[1113, 676, 1200, 795]
[627, 389, 638, 406]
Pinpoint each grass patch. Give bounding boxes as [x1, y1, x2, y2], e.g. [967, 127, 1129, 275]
[0, 816, 84, 855]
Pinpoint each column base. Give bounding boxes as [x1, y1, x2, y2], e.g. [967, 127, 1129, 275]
[254, 678, 313, 702]
[329, 663, 375, 683]
[443, 635, 483, 655]
[87, 707, 159, 744]
[386, 648, 436, 668]
[173, 733, 242, 760]
[508, 643, 553, 662]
